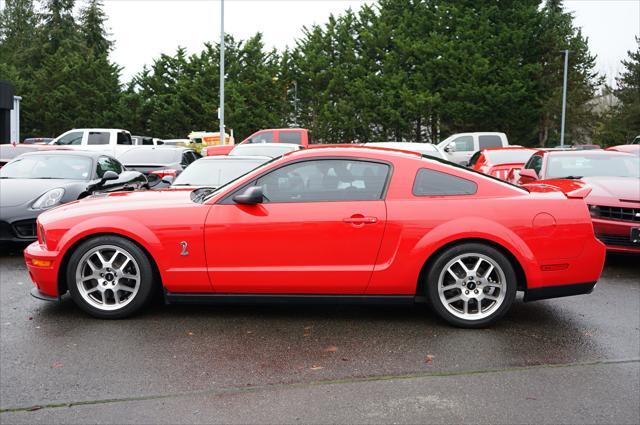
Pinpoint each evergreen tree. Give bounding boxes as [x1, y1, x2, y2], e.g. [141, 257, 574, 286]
[79, 0, 112, 56]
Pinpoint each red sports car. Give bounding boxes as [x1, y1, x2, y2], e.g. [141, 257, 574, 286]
[513, 149, 640, 254]
[467, 147, 537, 180]
[25, 147, 606, 327]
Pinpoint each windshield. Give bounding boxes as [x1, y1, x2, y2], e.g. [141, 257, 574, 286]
[230, 145, 297, 158]
[119, 149, 179, 164]
[174, 158, 267, 187]
[485, 149, 535, 165]
[546, 154, 640, 179]
[0, 155, 93, 180]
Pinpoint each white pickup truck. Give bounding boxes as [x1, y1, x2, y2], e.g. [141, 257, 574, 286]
[437, 132, 509, 165]
[50, 128, 134, 157]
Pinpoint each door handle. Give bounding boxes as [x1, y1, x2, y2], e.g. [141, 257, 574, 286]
[343, 215, 378, 225]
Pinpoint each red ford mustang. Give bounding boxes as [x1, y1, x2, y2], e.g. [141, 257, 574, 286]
[25, 147, 606, 327]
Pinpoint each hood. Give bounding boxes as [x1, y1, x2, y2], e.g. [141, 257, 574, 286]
[0, 179, 78, 208]
[580, 176, 640, 202]
[39, 188, 196, 223]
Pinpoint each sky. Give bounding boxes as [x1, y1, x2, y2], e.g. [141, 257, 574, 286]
[101, 0, 640, 84]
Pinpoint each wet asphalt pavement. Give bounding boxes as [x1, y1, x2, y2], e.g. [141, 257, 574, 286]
[0, 248, 638, 424]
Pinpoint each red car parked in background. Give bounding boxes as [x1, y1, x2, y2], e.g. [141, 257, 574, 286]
[467, 147, 537, 180]
[203, 128, 310, 156]
[25, 147, 606, 327]
[512, 149, 640, 254]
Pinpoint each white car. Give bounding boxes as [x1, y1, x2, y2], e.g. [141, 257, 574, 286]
[171, 156, 270, 189]
[229, 143, 302, 158]
[437, 132, 509, 165]
[50, 128, 134, 157]
[365, 142, 449, 160]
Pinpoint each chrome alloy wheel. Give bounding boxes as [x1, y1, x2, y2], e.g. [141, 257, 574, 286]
[437, 253, 507, 321]
[75, 244, 141, 311]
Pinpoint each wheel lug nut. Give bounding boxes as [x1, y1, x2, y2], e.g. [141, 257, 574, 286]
[465, 290, 469, 295]
[462, 282, 466, 286]
[474, 290, 479, 294]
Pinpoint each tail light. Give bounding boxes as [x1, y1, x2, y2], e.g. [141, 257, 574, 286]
[150, 169, 177, 179]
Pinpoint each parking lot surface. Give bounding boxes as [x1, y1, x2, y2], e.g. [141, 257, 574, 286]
[0, 249, 638, 424]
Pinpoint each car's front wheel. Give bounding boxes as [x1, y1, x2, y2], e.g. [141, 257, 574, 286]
[67, 235, 155, 319]
[425, 243, 517, 328]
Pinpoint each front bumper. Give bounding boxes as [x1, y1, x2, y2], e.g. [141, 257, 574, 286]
[24, 241, 61, 298]
[0, 219, 37, 243]
[593, 218, 640, 254]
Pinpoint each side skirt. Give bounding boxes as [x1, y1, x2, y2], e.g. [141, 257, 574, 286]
[523, 282, 596, 302]
[164, 292, 424, 306]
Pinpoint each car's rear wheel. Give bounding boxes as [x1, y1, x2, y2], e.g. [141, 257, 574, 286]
[425, 243, 516, 328]
[67, 235, 155, 319]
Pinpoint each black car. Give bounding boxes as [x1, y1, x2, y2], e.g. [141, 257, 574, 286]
[117, 146, 200, 188]
[0, 150, 147, 244]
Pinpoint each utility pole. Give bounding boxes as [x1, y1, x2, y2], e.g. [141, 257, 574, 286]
[219, 0, 225, 143]
[560, 49, 569, 148]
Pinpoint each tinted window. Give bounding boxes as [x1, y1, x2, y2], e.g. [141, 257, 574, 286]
[87, 132, 110, 145]
[450, 136, 474, 151]
[478, 135, 503, 149]
[524, 155, 543, 175]
[413, 168, 477, 196]
[117, 132, 132, 145]
[142, 138, 154, 145]
[118, 149, 179, 164]
[0, 155, 92, 180]
[279, 132, 302, 144]
[254, 159, 389, 203]
[97, 156, 123, 177]
[56, 131, 83, 145]
[246, 131, 274, 144]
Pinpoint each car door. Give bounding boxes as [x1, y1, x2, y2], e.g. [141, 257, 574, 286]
[445, 135, 475, 165]
[204, 158, 390, 294]
[82, 130, 112, 154]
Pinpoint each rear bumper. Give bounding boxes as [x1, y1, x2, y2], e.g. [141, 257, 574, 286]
[24, 242, 61, 298]
[593, 218, 640, 254]
[524, 282, 595, 302]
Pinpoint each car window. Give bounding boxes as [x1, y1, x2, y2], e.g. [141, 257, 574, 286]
[546, 154, 640, 178]
[56, 131, 83, 145]
[117, 132, 132, 145]
[87, 132, 110, 145]
[173, 159, 267, 187]
[450, 136, 474, 151]
[246, 131, 274, 144]
[142, 138, 154, 145]
[413, 168, 477, 196]
[96, 156, 123, 178]
[279, 132, 302, 145]
[253, 159, 390, 203]
[478, 135, 503, 149]
[230, 144, 298, 158]
[524, 154, 543, 175]
[468, 152, 482, 167]
[0, 155, 93, 180]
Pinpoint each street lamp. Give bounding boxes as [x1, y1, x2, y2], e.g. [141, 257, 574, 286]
[219, 0, 225, 143]
[560, 49, 569, 147]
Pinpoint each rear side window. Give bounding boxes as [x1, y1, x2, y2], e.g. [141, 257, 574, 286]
[479, 135, 503, 149]
[87, 132, 110, 145]
[279, 132, 302, 144]
[117, 132, 132, 145]
[524, 155, 543, 175]
[413, 168, 477, 196]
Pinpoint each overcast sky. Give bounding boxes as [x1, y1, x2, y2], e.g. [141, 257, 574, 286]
[102, 0, 640, 84]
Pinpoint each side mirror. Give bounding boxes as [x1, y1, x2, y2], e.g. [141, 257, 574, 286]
[233, 186, 264, 205]
[518, 168, 538, 181]
[101, 170, 119, 182]
[444, 144, 455, 153]
[162, 175, 175, 185]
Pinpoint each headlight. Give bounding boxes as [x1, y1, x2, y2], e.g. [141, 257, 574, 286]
[32, 188, 65, 210]
[588, 205, 600, 218]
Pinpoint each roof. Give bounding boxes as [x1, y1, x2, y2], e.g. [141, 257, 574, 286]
[283, 145, 424, 160]
[14, 149, 107, 158]
[200, 155, 271, 161]
[537, 149, 634, 157]
[480, 146, 535, 152]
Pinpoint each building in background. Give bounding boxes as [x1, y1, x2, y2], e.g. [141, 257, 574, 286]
[0, 81, 20, 144]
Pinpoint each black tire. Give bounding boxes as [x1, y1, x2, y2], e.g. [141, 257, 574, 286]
[66, 235, 156, 319]
[425, 243, 517, 328]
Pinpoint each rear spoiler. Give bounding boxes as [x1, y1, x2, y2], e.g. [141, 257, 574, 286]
[522, 180, 592, 199]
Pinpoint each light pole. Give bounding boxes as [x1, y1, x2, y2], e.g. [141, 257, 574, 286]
[219, 0, 225, 143]
[560, 49, 569, 147]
